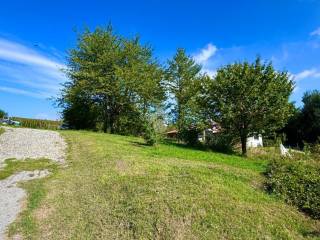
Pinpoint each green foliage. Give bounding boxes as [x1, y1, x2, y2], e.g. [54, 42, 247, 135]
[59, 24, 164, 135]
[280, 105, 303, 148]
[11, 117, 61, 130]
[0, 127, 4, 135]
[301, 90, 320, 143]
[59, 87, 98, 130]
[205, 132, 234, 153]
[0, 109, 7, 118]
[266, 159, 320, 219]
[202, 57, 294, 155]
[165, 48, 203, 134]
[179, 127, 200, 146]
[143, 122, 157, 146]
[281, 90, 320, 148]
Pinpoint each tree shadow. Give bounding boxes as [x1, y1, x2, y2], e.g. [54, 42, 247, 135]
[301, 230, 320, 238]
[129, 141, 152, 147]
[161, 139, 237, 155]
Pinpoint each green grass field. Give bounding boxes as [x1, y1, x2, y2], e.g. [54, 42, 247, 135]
[6, 131, 320, 239]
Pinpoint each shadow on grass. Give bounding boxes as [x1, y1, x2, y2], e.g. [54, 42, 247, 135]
[159, 139, 238, 156]
[302, 230, 320, 238]
[130, 141, 153, 147]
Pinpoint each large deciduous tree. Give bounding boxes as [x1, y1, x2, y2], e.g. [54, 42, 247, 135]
[59, 25, 164, 134]
[203, 57, 294, 155]
[165, 48, 202, 137]
[281, 90, 320, 147]
[300, 90, 320, 143]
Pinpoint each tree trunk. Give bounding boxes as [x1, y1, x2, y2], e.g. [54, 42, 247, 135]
[102, 119, 108, 133]
[102, 109, 108, 133]
[240, 134, 247, 156]
[110, 118, 115, 134]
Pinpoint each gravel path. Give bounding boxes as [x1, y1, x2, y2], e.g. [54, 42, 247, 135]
[0, 127, 66, 167]
[0, 170, 50, 240]
[0, 127, 66, 239]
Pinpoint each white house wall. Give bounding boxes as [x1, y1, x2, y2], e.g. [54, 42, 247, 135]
[247, 136, 263, 148]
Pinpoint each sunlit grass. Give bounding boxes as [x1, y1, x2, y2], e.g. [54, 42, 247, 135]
[8, 130, 320, 239]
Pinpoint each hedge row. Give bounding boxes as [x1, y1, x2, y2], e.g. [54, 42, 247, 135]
[265, 159, 320, 219]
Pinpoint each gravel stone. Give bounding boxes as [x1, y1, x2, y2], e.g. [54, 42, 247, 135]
[0, 127, 66, 239]
[0, 170, 50, 239]
[0, 127, 66, 167]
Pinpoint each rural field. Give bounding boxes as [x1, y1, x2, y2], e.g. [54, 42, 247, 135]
[4, 130, 319, 239]
[1, 1, 320, 239]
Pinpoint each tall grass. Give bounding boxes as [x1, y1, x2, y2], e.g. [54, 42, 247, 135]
[12, 117, 61, 130]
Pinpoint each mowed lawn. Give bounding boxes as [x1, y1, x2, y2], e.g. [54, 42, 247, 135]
[9, 131, 320, 239]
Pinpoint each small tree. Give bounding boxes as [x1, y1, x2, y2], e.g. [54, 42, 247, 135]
[165, 48, 202, 138]
[0, 109, 7, 119]
[203, 57, 294, 155]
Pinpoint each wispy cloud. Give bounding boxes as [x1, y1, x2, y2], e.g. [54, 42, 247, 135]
[0, 86, 47, 98]
[293, 68, 320, 81]
[0, 37, 67, 99]
[193, 43, 218, 77]
[310, 27, 320, 36]
[194, 43, 217, 65]
[0, 38, 65, 69]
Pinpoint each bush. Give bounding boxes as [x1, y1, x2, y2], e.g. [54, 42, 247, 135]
[143, 123, 157, 146]
[205, 133, 234, 153]
[180, 127, 200, 146]
[265, 159, 320, 219]
[0, 109, 7, 119]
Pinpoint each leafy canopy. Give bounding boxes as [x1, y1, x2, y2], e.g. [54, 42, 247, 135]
[59, 25, 164, 134]
[203, 57, 294, 155]
[165, 48, 203, 135]
[0, 109, 7, 119]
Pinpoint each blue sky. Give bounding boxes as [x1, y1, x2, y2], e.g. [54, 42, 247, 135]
[0, 0, 320, 120]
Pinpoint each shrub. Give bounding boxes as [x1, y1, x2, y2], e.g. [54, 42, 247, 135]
[265, 159, 320, 219]
[205, 133, 234, 153]
[0, 109, 7, 119]
[143, 123, 157, 146]
[180, 127, 200, 146]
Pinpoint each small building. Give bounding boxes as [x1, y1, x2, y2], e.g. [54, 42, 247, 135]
[201, 120, 263, 148]
[166, 129, 178, 138]
[247, 134, 263, 148]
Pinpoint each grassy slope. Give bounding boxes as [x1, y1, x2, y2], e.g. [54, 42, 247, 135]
[8, 131, 320, 239]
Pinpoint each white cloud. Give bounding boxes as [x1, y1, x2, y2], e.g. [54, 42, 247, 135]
[194, 43, 217, 65]
[0, 37, 67, 99]
[294, 68, 320, 81]
[202, 68, 217, 77]
[193, 43, 219, 77]
[310, 27, 320, 36]
[0, 86, 47, 98]
[0, 38, 65, 69]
